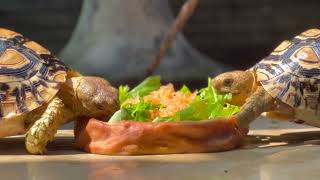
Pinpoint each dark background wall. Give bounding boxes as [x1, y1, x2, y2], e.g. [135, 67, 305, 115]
[0, 0, 82, 54]
[172, 0, 320, 69]
[1, 0, 320, 70]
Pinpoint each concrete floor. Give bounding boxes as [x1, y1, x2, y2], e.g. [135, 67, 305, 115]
[1, 118, 320, 180]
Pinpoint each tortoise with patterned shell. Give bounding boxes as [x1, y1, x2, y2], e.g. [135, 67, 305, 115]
[213, 29, 320, 129]
[0, 28, 119, 154]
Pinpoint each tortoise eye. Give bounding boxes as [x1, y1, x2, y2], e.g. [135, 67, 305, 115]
[223, 79, 233, 86]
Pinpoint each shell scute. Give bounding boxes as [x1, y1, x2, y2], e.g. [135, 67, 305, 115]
[0, 28, 68, 118]
[299, 29, 320, 39]
[0, 28, 21, 39]
[254, 28, 320, 112]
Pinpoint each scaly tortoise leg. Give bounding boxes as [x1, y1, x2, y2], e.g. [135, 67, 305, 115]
[235, 87, 276, 128]
[25, 97, 65, 154]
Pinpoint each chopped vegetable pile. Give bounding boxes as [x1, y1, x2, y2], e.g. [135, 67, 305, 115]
[109, 76, 240, 123]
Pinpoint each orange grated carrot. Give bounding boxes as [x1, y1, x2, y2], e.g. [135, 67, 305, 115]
[125, 84, 197, 121]
[146, 84, 197, 119]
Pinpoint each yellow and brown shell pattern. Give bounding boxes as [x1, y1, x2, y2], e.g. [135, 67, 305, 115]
[0, 28, 67, 118]
[253, 29, 320, 112]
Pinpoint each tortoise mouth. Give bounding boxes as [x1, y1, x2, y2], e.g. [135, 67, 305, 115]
[218, 87, 240, 95]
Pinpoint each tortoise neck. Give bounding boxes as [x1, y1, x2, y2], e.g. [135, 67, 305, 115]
[58, 78, 82, 116]
[235, 86, 275, 128]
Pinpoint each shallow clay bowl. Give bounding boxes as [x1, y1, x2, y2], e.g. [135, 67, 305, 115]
[74, 117, 248, 155]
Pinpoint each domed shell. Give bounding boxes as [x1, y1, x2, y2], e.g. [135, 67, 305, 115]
[253, 29, 320, 112]
[0, 28, 68, 118]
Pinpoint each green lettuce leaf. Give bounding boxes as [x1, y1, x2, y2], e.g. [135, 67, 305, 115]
[109, 98, 162, 123]
[179, 84, 191, 94]
[110, 76, 162, 122]
[122, 98, 161, 121]
[118, 85, 130, 105]
[118, 76, 161, 105]
[108, 109, 130, 123]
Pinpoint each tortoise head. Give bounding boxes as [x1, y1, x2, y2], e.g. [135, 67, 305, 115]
[75, 76, 119, 119]
[213, 70, 257, 106]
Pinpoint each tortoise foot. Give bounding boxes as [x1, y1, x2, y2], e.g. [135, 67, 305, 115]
[25, 97, 65, 154]
[25, 134, 48, 155]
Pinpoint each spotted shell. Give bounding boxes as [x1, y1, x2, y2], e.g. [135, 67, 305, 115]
[253, 29, 320, 112]
[0, 28, 67, 118]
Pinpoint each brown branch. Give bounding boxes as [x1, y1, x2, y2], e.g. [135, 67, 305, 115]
[145, 0, 200, 77]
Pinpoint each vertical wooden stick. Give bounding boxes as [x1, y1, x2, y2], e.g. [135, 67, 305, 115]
[145, 0, 200, 77]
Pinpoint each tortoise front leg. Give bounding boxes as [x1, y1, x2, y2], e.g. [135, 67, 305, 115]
[25, 97, 67, 154]
[235, 87, 276, 128]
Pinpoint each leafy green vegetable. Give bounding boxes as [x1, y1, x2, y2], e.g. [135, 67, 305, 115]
[179, 84, 191, 94]
[110, 76, 161, 122]
[121, 98, 161, 121]
[110, 98, 162, 122]
[153, 78, 240, 122]
[108, 109, 130, 123]
[110, 76, 240, 123]
[118, 76, 161, 104]
[118, 85, 130, 105]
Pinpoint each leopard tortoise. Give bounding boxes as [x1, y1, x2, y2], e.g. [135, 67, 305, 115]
[0, 28, 119, 154]
[213, 29, 320, 129]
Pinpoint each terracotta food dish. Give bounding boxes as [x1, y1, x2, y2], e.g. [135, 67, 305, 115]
[74, 117, 247, 155]
[74, 76, 247, 155]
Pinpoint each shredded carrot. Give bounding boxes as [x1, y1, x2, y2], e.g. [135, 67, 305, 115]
[123, 84, 196, 120]
[124, 84, 196, 121]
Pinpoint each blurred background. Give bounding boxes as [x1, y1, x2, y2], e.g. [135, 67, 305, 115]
[0, 0, 319, 86]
